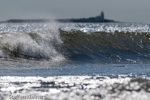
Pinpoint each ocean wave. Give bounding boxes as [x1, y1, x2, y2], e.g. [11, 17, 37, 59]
[0, 29, 65, 61]
[58, 30, 150, 63]
[0, 28, 150, 63]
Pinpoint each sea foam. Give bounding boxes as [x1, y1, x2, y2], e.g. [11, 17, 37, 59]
[0, 22, 65, 61]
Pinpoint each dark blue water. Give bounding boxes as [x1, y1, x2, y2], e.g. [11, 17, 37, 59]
[0, 59, 149, 77]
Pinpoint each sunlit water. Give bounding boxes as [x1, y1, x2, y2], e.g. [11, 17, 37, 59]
[0, 22, 150, 100]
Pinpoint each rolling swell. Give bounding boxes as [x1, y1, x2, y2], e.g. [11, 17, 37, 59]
[58, 30, 150, 63]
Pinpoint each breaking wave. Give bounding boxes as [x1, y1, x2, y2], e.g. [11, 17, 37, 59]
[0, 28, 65, 61]
[0, 28, 150, 63]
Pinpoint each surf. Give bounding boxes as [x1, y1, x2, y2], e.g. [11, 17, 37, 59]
[0, 22, 150, 64]
[0, 27, 65, 62]
[58, 30, 150, 63]
[0, 28, 150, 64]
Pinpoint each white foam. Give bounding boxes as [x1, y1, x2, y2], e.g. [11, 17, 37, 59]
[0, 23, 65, 61]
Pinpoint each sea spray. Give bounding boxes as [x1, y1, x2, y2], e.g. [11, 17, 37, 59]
[0, 23, 65, 61]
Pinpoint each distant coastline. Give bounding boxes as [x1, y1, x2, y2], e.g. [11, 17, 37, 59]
[57, 11, 115, 23]
[0, 11, 116, 23]
[57, 17, 115, 23]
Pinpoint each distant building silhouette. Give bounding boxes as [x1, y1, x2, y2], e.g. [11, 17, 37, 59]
[101, 11, 104, 19]
[96, 11, 105, 19]
[56, 11, 114, 23]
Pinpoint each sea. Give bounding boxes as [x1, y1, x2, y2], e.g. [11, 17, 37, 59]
[0, 22, 150, 100]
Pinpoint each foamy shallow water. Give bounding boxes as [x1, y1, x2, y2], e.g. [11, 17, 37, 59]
[0, 76, 150, 100]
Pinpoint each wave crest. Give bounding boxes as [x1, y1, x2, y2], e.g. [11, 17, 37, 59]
[0, 29, 65, 61]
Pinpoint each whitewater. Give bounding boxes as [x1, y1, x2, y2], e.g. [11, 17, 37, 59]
[0, 22, 150, 100]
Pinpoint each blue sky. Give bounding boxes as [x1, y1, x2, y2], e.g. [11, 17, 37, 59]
[0, 0, 150, 23]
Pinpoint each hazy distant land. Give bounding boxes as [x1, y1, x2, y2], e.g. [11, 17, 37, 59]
[0, 12, 116, 23]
